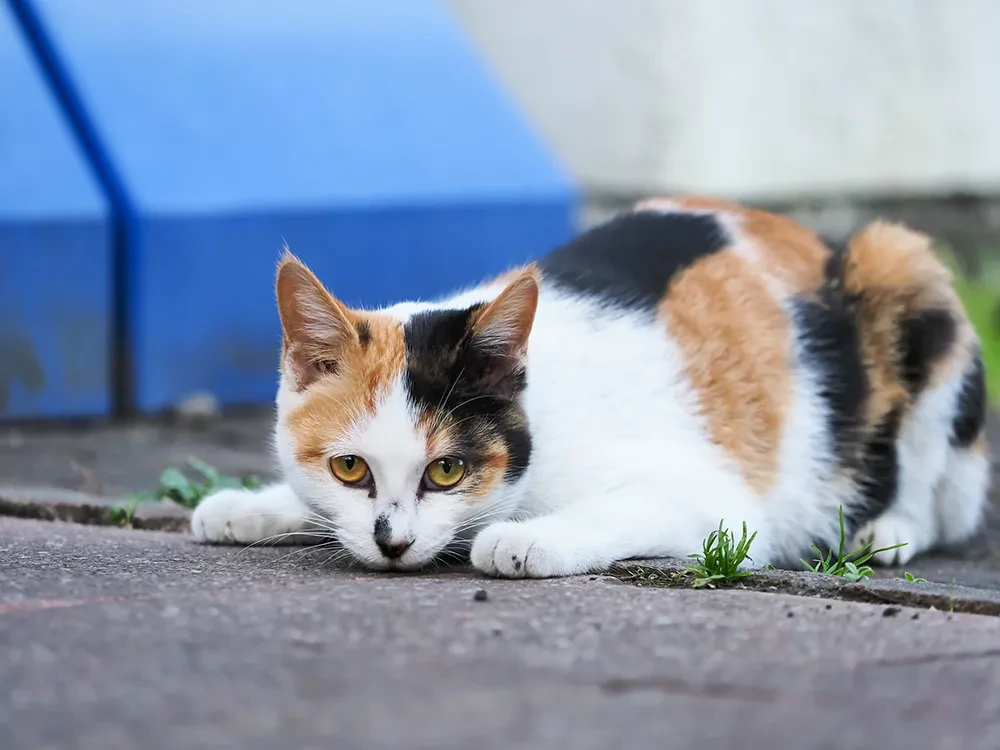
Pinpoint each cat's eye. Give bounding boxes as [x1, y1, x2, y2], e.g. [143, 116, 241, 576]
[330, 455, 370, 486]
[422, 457, 466, 490]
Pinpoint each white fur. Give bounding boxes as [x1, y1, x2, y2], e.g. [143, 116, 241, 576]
[851, 367, 990, 564]
[935, 445, 991, 545]
[192, 263, 989, 578]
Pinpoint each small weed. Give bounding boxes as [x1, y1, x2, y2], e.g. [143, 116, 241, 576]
[109, 499, 138, 528]
[130, 457, 260, 509]
[623, 566, 685, 586]
[801, 506, 906, 582]
[630, 567, 658, 585]
[901, 571, 927, 584]
[685, 520, 758, 588]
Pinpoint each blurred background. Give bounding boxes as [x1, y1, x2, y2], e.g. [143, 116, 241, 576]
[3, 0, 1000, 425]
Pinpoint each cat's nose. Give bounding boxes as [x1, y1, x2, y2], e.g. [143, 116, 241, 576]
[376, 538, 413, 559]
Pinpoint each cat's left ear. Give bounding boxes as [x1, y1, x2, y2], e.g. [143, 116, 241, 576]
[468, 265, 539, 383]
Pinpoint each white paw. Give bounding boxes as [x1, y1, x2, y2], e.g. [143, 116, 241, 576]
[470, 521, 582, 579]
[190, 488, 303, 545]
[850, 515, 925, 566]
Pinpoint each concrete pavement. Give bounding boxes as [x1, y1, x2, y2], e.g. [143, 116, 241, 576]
[4, 517, 1000, 750]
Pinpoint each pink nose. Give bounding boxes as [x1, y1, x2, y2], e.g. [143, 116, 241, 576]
[376, 538, 412, 559]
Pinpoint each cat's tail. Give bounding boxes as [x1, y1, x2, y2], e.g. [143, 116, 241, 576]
[840, 219, 981, 419]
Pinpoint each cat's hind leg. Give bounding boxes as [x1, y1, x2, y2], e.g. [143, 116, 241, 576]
[191, 483, 324, 545]
[933, 354, 990, 549]
[855, 353, 988, 565]
[933, 441, 990, 548]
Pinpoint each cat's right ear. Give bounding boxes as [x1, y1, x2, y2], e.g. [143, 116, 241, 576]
[275, 252, 354, 390]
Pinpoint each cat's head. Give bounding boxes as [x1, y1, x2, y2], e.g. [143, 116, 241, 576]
[273, 254, 538, 570]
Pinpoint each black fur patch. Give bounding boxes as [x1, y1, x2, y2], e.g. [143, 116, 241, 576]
[852, 407, 903, 530]
[952, 351, 986, 448]
[794, 240, 904, 540]
[373, 514, 391, 544]
[793, 297, 868, 471]
[403, 308, 532, 483]
[900, 308, 957, 396]
[538, 210, 730, 311]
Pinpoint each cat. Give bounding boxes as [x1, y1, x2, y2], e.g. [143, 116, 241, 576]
[191, 196, 989, 578]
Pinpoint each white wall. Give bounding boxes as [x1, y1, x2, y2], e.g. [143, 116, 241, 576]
[450, 0, 1000, 201]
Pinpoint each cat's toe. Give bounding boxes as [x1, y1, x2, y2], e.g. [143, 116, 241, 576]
[470, 522, 570, 579]
[190, 488, 265, 544]
[850, 515, 922, 566]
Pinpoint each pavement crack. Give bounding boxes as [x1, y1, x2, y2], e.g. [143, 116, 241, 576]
[860, 648, 1000, 669]
[601, 677, 778, 703]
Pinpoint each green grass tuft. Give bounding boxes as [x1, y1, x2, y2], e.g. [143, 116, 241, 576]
[130, 457, 260, 509]
[685, 520, 758, 588]
[801, 506, 906, 582]
[109, 499, 138, 528]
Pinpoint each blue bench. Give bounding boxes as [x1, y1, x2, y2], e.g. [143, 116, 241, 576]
[20, 0, 577, 414]
[0, 4, 111, 419]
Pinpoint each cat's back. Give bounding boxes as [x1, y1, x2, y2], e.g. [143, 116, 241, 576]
[529, 197, 831, 496]
[525, 196, 979, 507]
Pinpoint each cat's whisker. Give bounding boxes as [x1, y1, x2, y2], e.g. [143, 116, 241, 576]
[317, 546, 359, 569]
[432, 393, 496, 431]
[456, 500, 523, 529]
[454, 508, 518, 531]
[236, 530, 337, 553]
[248, 512, 341, 536]
[430, 366, 467, 434]
[436, 547, 470, 564]
[255, 509, 341, 535]
[265, 540, 343, 567]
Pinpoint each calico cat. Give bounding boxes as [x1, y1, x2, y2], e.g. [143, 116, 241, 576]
[191, 196, 989, 578]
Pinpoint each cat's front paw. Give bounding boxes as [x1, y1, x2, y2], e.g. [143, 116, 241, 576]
[191, 488, 286, 545]
[850, 514, 924, 566]
[471, 521, 585, 579]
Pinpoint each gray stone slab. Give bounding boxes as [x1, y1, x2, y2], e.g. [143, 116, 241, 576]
[4, 518, 1000, 749]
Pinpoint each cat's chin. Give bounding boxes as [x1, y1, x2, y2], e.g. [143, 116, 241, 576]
[358, 557, 441, 574]
[347, 545, 452, 573]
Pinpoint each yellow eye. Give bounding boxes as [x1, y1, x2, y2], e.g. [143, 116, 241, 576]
[423, 457, 467, 489]
[329, 455, 370, 485]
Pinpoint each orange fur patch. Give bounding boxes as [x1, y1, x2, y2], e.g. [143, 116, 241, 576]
[659, 249, 790, 494]
[287, 312, 405, 463]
